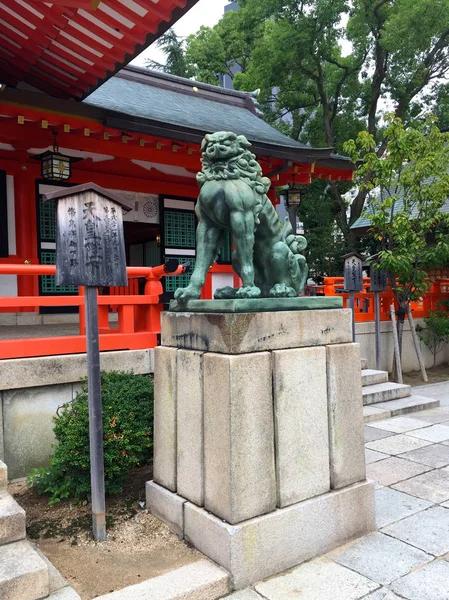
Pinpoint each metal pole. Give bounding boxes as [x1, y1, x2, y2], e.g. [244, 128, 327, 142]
[349, 291, 356, 342]
[85, 285, 106, 541]
[374, 291, 381, 371]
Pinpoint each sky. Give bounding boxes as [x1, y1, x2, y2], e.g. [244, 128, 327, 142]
[132, 0, 227, 68]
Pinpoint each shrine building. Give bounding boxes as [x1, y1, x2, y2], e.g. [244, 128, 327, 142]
[0, 0, 356, 359]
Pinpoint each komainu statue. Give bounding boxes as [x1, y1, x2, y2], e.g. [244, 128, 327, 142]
[174, 131, 308, 301]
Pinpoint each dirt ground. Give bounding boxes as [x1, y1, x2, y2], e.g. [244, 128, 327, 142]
[403, 363, 449, 386]
[9, 466, 200, 600]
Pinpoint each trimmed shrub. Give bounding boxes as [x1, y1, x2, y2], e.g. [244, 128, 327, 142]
[27, 371, 153, 504]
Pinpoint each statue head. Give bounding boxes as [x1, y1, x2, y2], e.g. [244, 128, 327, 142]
[200, 131, 251, 162]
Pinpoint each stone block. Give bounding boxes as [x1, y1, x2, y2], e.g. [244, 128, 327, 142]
[326, 343, 366, 489]
[0, 460, 7, 490]
[366, 457, 431, 487]
[3, 383, 73, 479]
[93, 559, 229, 600]
[366, 435, 431, 455]
[42, 314, 79, 325]
[272, 347, 330, 507]
[361, 369, 388, 386]
[375, 486, 432, 529]
[362, 382, 411, 405]
[392, 468, 449, 503]
[332, 532, 431, 585]
[254, 557, 378, 600]
[391, 560, 449, 600]
[382, 506, 449, 556]
[363, 406, 392, 424]
[146, 481, 186, 537]
[224, 591, 263, 599]
[0, 313, 17, 326]
[16, 313, 42, 326]
[153, 347, 178, 492]
[161, 309, 352, 354]
[48, 589, 81, 600]
[184, 480, 375, 589]
[0, 350, 153, 391]
[33, 544, 68, 593]
[203, 351, 276, 524]
[370, 395, 439, 416]
[0, 539, 49, 600]
[176, 350, 204, 506]
[0, 491, 26, 544]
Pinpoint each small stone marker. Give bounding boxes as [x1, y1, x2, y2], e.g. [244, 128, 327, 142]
[44, 183, 133, 541]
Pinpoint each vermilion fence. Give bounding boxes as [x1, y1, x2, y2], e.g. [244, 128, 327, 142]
[1, 266, 449, 360]
[0, 263, 184, 360]
[322, 277, 449, 322]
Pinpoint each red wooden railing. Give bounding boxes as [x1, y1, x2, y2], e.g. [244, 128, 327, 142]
[0, 263, 185, 360]
[323, 277, 449, 322]
[2, 266, 448, 360]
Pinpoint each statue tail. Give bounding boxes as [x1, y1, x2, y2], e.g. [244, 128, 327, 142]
[281, 217, 307, 254]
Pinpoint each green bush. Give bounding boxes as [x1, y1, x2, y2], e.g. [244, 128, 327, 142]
[417, 308, 449, 367]
[27, 371, 153, 504]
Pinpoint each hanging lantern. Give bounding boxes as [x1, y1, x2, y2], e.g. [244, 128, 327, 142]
[32, 133, 82, 181]
[284, 175, 305, 234]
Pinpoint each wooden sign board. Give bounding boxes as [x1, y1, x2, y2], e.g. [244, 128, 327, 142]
[370, 268, 389, 292]
[343, 252, 363, 292]
[44, 183, 133, 287]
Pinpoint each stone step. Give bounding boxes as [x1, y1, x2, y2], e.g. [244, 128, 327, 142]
[362, 382, 411, 406]
[369, 394, 440, 417]
[361, 358, 368, 369]
[361, 369, 389, 387]
[0, 491, 26, 545]
[0, 539, 49, 600]
[94, 559, 229, 600]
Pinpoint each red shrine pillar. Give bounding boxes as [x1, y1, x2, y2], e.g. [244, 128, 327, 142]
[15, 173, 39, 301]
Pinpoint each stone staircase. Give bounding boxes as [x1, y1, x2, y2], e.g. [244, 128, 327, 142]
[360, 359, 440, 423]
[0, 461, 80, 600]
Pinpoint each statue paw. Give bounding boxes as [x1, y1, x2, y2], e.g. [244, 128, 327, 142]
[269, 283, 297, 298]
[236, 286, 261, 299]
[174, 285, 201, 302]
[214, 286, 239, 299]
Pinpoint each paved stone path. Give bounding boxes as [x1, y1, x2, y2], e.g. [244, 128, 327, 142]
[224, 383, 449, 600]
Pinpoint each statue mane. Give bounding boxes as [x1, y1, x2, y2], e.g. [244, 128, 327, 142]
[197, 133, 270, 197]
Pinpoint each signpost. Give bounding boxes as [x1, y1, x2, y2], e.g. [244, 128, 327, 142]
[44, 183, 133, 541]
[343, 252, 364, 342]
[370, 268, 388, 370]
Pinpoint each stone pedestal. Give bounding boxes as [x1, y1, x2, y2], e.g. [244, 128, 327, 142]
[147, 308, 375, 589]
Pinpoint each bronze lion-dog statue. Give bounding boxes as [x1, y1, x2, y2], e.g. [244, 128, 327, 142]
[174, 131, 308, 301]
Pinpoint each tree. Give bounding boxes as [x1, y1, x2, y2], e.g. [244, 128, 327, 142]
[145, 30, 193, 78]
[152, 1, 449, 248]
[344, 115, 449, 362]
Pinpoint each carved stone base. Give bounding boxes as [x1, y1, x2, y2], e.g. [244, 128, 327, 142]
[149, 309, 375, 589]
[147, 480, 375, 589]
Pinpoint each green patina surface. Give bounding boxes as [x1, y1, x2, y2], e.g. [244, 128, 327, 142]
[174, 131, 311, 308]
[169, 296, 342, 313]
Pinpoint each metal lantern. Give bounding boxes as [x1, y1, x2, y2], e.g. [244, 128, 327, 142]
[285, 184, 304, 234]
[32, 134, 81, 181]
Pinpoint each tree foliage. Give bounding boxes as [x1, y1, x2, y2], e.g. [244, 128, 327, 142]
[344, 115, 449, 353]
[417, 306, 449, 367]
[150, 0, 449, 253]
